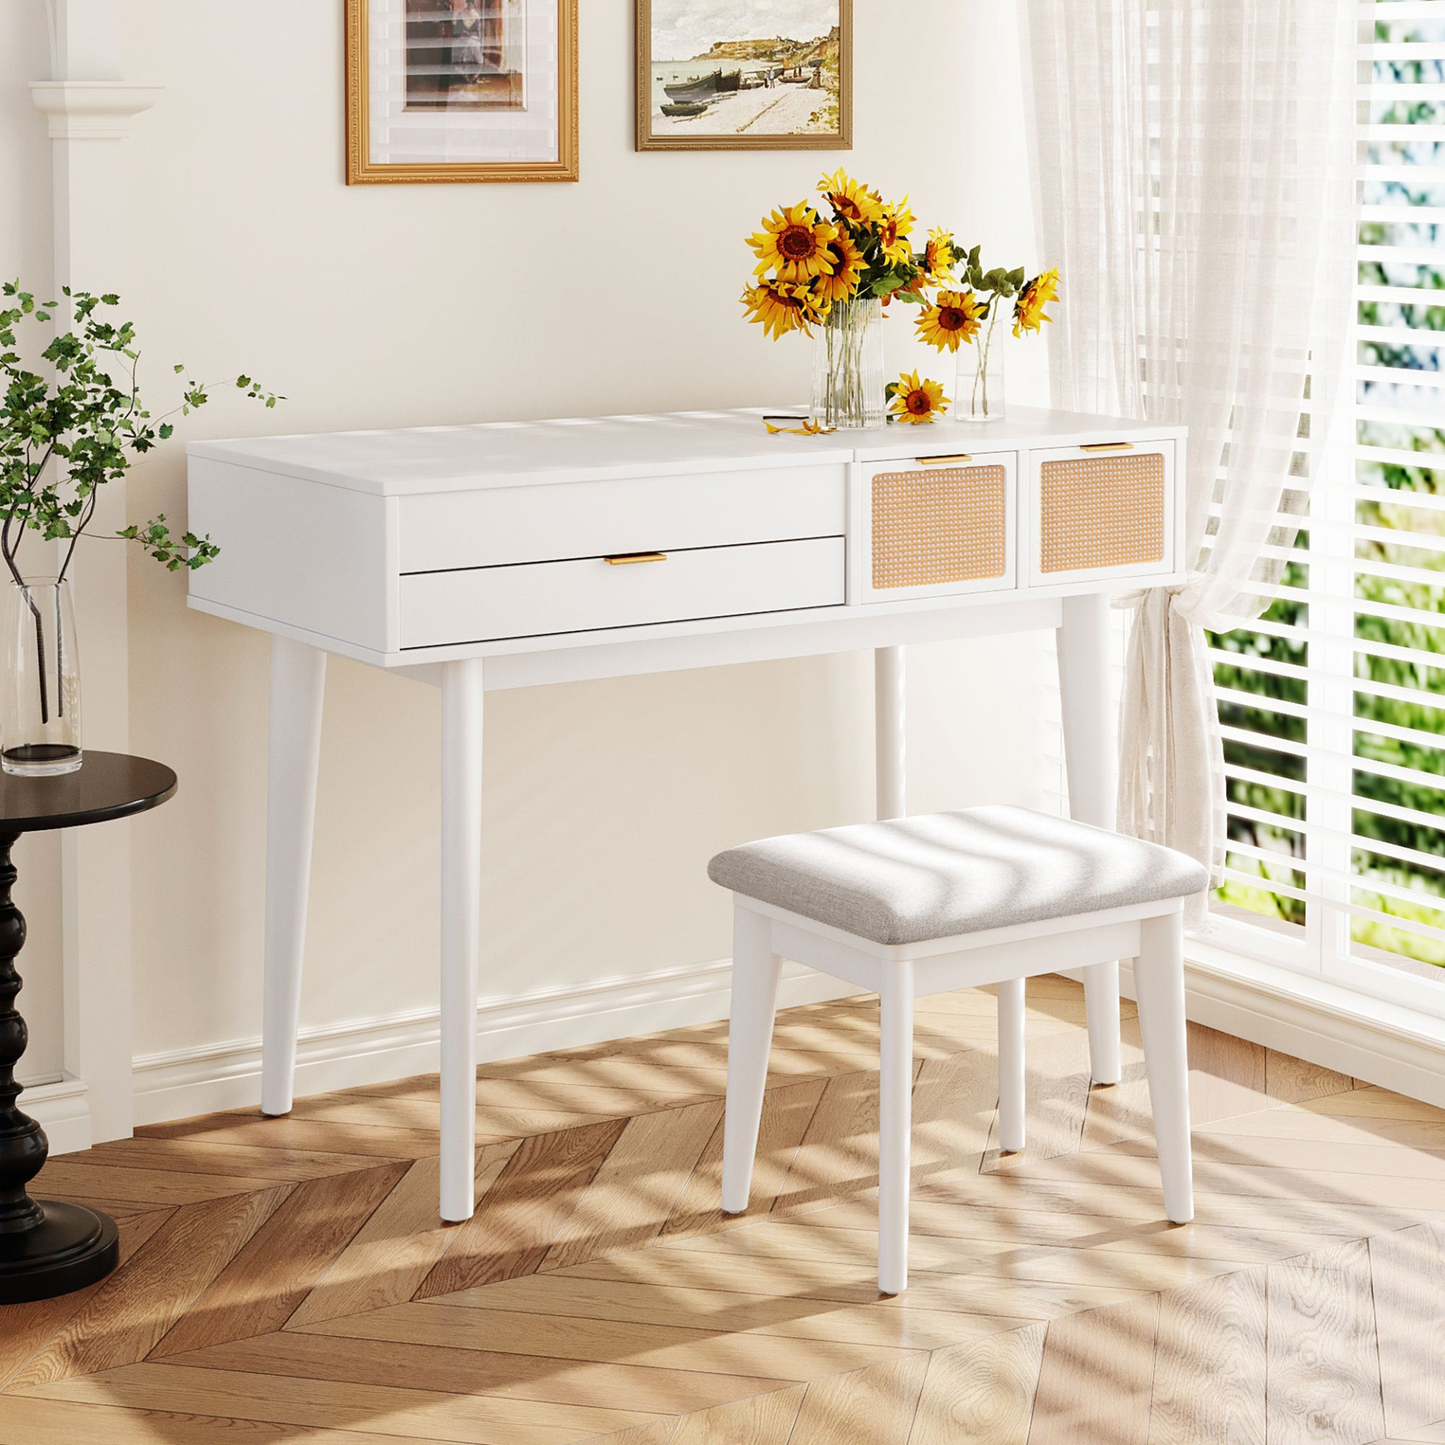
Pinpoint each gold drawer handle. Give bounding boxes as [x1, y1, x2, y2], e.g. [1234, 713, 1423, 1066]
[605, 551, 667, 566]
[1079, 441, 1136, 453]
[914, 453, 974, 467]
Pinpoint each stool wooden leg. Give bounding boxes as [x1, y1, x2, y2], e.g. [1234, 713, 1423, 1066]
[1082, 963, 1123, 1085]
[721, 903, 783, 1216]
[1135, 911, 1194, 1224]
[878, 963, 914, 1295]
[996, 977, 1026, 1154]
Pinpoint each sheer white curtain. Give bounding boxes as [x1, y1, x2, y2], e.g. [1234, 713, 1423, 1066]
[1021, 0, 1357, 920]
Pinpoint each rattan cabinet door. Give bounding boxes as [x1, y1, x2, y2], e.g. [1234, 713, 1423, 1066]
[858, 452, 1017, 603]
[1028, 441, 1176, 586]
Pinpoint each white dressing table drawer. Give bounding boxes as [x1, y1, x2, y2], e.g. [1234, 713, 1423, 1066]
[1027, 440, 1176, 585]
[399, 536, 845, 648]
[398, 465, 847, 573]
[856, 452, 1017, 603]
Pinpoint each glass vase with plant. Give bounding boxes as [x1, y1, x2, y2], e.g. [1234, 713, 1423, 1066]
[914, 250, 1061, 422]
[0, 283, 277, 774]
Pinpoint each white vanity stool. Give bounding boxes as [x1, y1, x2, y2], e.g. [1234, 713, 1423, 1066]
[709, 806, 1209, 1295]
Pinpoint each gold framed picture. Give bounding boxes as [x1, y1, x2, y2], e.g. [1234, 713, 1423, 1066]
[346, 0, 579, 183]
[635, 0, 851, 152]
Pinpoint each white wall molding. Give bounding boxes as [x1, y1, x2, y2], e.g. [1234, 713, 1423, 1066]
[34, 940, 1421, 1145]
[1130, 945, 1445, 1110]
[29, 81, 159, 138]
[25, 1076, 91, 1156]
[129, 957, 856, 1128]
[122, 943, 1445, 1140]
[33, 0, 159, 1144]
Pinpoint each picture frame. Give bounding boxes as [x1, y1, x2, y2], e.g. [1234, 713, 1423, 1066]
[345, 0, 579, 184]
[635, 0, 852, 153]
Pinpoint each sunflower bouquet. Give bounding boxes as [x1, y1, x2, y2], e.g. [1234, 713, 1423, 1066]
[741, 171, 956, 339]
[741, 171, 1060, 427]
[742, 171, 966, 428]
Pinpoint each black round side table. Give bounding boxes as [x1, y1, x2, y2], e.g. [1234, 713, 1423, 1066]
[0, 751, 176, 1304]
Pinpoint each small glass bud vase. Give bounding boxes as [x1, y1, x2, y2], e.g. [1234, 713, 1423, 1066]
[2, 578, 81, 776]
[811, 297, 885, 430]
[957, 311, 1007, 423]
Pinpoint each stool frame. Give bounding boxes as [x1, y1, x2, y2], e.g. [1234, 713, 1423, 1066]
[720, 892, 1194, 1296]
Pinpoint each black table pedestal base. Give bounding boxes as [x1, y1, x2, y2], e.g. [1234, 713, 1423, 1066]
[0, 1200, 118, 1303]
[0, 759, 175, 1307]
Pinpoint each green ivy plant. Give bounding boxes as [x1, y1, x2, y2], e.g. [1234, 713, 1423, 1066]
[0, 281, 278, 587]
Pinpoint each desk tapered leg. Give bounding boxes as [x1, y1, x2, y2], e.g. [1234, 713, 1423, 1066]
[262, 636, 327, 1117]
[1057, 593, 1122, 1085]
[875, 646, 906, 821]
[440, 658, 485, 1221]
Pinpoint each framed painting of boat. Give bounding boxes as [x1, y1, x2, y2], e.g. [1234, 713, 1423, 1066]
[345, 0, 579, 183]
[635, 0, 852, 152]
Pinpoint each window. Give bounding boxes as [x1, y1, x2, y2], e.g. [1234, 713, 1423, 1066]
[1211, 0, 1445, 1012]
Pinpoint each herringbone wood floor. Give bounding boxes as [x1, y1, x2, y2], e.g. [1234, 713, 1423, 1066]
[3, 977, 1445, 1443]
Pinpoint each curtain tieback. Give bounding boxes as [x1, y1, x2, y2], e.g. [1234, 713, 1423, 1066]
[1113, 580, 1190, 613]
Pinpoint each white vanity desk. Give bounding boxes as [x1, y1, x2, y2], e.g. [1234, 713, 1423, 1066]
[188, 406, 1187, 1221]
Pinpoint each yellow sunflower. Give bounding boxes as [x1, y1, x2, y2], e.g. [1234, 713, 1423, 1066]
[813, 233, 866, 306]
[748, 203, 839, 283]
[916, 290, 986, 352]
[1013, 266, 1060, 337]
[922, 227, 959, 284]
[877, 200, 916, 266]
[818, 169, 885, 229]
[740, 279, 825, 340]
[888, 370, 949, 425]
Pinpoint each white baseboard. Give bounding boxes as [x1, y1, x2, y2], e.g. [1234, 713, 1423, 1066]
[103, 943, 1445, 1148]
[1131, 944, 1445, 1109]
[25, 1077, 92, 1156]
[128, 957, 858, 1130]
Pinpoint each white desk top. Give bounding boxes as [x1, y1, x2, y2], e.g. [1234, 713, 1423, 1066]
[187, 406, 1180, 496]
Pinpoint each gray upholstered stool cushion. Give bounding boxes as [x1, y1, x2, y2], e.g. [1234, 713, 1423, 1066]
[708, 806, 1211, 946]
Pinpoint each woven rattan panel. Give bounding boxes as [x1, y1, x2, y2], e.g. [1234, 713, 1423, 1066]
[1039, 452, 1166, 573]
[871, 465, 1008, 590]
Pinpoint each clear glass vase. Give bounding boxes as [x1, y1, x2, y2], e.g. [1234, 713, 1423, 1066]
[957, 308, 1007, 423]
[2, 578, 81, 776]
[811, 298, 885, 430]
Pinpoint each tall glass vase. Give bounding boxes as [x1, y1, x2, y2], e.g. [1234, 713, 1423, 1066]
[811, 298, 885, 430]
[2, 578, 81, 776]
[957, 307, 1007, 423]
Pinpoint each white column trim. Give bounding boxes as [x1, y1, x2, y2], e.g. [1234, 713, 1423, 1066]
[29, 2, 164, 1149]
[29, 81, 160, 137]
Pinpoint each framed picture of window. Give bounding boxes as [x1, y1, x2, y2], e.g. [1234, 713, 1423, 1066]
[635, 0, 851, 152]
[345, 0, 578, 183]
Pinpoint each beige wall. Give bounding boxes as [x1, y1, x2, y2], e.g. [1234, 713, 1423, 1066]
[7, 1, 1048, 1091]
